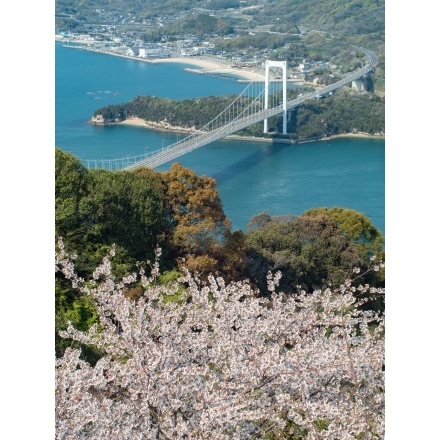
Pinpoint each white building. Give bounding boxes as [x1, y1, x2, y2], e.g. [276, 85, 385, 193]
[129, 44, 165, 58]
[299, 60, 311, 74]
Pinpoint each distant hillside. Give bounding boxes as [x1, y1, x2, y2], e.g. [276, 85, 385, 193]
[56, 0, 384, 42]
[56, 0, 384, 93]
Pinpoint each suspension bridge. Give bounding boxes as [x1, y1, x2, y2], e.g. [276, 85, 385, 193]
[83, 47, 377, 171]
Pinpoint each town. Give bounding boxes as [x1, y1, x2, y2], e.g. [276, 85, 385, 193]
[55, 29, 336, 85]
[55, 2, 358, 87]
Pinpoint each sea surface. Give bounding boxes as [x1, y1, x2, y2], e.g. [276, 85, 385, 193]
[55, 42, 385, 234]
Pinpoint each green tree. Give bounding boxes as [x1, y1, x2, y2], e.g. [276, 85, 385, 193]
[55, 148, 90, 241]
[303, 207, 385, 309]
[55, 152, 169, 361]
[302, 207, 384, 260]
[244, 211, 361, 294]
[216, 229, 248, 284]
[55, 275, 102, 364]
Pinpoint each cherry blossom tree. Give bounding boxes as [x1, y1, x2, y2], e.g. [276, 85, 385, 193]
[55, 238, 384, 439]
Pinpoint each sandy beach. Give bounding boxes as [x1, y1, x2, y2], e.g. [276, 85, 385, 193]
[69, 41, 384, 141]
[57, 38, 266, 82]
[148, 57, 266, 82]
[118, 117, 384, 142]
[319, 132, 385, 141]
[55, 36, 265, 82]
[118, 117, 197, 133]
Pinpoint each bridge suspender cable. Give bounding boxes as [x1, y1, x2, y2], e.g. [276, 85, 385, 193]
[85, 47, 377, 171]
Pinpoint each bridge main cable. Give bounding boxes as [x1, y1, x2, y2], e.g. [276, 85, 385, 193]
[91, 47, 377, 171]
[125, 53, 376, 170]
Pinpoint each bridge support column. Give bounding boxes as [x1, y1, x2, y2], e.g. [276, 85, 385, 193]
[352, 78, 365, 92]
[264, 60, 287, 135]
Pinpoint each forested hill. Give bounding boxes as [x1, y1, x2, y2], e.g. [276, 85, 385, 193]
[91, 90, 385, 140]
[56, 0, 384, 52]
[56, 1, 385, 93]
[56, 0, 384, 37]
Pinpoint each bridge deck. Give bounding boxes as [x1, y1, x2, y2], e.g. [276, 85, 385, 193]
[125, 55, 375, 171]
[87, 47, 377, 171]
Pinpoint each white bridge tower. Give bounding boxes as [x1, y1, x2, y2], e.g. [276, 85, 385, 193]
[263, 60, 287, 135]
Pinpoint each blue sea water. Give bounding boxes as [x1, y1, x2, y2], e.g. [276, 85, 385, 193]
[55, 42, 385, 234]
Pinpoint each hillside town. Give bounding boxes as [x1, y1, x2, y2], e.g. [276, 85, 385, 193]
[55, 31, 334, 84]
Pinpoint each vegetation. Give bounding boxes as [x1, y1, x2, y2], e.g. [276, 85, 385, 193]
[285, 90, 385, 140]
[93, 95, 241, 131]
[93, 88, 384, 140]
[303, 207, 385, 262]
[214, 33, 303, 57]
[160, 162, 232, 275]
[55, 0, 385, 93]
[244, 212, 361, 294]
[55, 2, 385, 433]
[56, 239, 385, 439]
[56, 149, 167, 274]
[55, 0, 384, 45]
[55, 150, 239, 356]
[244, 209, 384, 298]
[56, 149, 385, 361]
[242, 211, 385, 310]
[166, 13, 235, 38]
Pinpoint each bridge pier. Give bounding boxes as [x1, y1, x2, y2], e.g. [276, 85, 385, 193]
[264, 60, 287, 134]
[351, 78, 365, 92]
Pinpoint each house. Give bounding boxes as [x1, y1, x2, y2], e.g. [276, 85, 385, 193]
[299, 60, 311, 74]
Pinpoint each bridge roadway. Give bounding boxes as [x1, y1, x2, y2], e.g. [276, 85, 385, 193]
[125, 48, 377, 171]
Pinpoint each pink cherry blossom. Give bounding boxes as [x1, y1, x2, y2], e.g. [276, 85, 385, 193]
[56, 239, 385, 439]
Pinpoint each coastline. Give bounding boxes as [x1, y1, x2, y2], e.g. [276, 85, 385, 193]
[58, 40, 266, 82]
[319, 132, 385, 141]
[148, 57, 266, 82]
[117, 117, 385, 143]
[70, 41, 384, 143]
[118, 117, 197, 133]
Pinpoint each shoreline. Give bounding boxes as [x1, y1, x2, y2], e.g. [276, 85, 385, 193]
[148, 56, 267, 82]
[70, 41, 384, 143]
[118, 117, 197, 134]
[117, 117, 384, 143]
[59, 42, 267, 82]
[319, 132, 385, 141]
